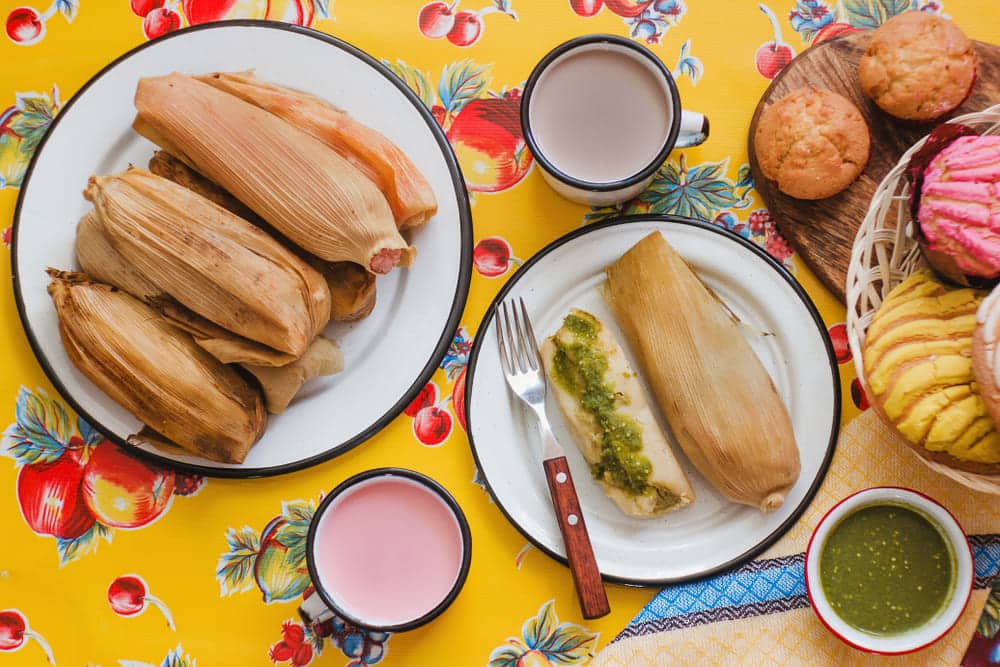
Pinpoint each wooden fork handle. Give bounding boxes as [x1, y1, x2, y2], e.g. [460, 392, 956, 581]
[543, 456, 610, 619]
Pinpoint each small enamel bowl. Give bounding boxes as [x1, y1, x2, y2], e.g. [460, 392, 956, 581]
[805, 487, 973, 655]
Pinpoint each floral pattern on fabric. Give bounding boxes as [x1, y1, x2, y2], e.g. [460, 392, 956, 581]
[488, 600, 599, 666]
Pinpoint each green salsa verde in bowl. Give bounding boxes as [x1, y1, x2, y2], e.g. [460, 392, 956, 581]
[805, 487, 973, 655]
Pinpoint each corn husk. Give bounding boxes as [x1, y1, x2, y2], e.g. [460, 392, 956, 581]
[542, 309, 694, 517]
[148, 150, 377, 322]
[84, 169, 331, 358]
[75, 209, 162, 300]
[245, 336, 344, 414]
[604, 232, 800, 512]
[148, 149, 259, 222]
[76, 209, 299, 367]
[133, 73, 414, 273]
[197, 71, 437, 230]
[47, 270, 266, 463]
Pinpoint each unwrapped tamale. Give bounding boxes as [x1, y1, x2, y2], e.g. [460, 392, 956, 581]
[84, 169, 331, 358]
[542, 309, 695, 517]
[133, 73, 414, 273]
[197, 71, 437, 230]
[47, 270, 266, 463]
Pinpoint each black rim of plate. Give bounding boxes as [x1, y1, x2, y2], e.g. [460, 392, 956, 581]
[464, 214, 841, 586]
[10, 20, 473, 478]
[304, 467, 472, 632]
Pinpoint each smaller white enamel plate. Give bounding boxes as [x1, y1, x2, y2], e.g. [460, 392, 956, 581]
[12, 22, 471, 476]
[466, 216, 839, 584]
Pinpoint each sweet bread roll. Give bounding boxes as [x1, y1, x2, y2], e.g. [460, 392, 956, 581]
[753, 87, 870, 200]
[863, 269, 1000, 474]
[858, 11, 976, 122]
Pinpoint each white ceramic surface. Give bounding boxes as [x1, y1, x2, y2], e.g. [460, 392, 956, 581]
[805, 487, 974, 654]
[467, 217, 839, 584]
[12, 23, 470, 475]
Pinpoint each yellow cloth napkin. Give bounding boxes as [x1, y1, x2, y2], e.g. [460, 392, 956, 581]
[594, 409, 1000, 666]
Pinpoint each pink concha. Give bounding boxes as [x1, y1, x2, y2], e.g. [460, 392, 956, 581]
[918, 135, 1000, 280]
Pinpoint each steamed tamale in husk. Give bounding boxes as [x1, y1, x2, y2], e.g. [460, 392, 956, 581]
[147, 150, 377, 322]
[604, 232, 800, 512]
[77, 208, 297, 367]
[542, 308, 695, 518]
[196, 71, 437, 230]
[75, 207, 344, 412]
[84, 168, 331, 358]
[47, 270, 266, 463]
[133, 73, 415, 274]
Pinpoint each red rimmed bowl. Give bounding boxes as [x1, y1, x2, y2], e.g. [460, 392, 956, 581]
[805, 487, 973, 655]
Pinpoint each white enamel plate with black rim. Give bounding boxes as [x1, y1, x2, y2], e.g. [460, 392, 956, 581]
[466, 216, 839, 584]
[12, 22, 471, 476]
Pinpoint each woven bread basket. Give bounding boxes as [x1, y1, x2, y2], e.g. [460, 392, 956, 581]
[846, 103, 1000, 495]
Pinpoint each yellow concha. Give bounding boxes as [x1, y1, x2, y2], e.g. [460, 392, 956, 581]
[862, 269, 1000, 470]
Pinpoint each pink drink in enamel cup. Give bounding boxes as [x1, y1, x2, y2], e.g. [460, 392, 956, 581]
[299, 469, 471, 631]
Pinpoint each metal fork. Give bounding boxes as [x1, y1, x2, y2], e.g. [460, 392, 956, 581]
[496, 297, 610, 620]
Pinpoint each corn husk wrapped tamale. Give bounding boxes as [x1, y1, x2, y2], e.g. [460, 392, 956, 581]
[542, 309, 694, 517]
[604, 232, 800, 513]
[245, 336, 345, 414]
[147, 149, 259, 222]
[47, 270, 266, 463]
[76, 208, 300, 367]
[133, 73, 414, 274]
[84, 169, 331, 358]
[196, 71, 437, 230]
[147, 150, 377, 322]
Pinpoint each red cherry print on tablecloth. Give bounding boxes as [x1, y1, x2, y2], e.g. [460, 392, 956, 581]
[108, 575, 176, 629]
[410, 382, 453, 445]
[569, 0, 604, 17]
[756, 4, 795, 79]
[6, 7, 45, 45]
[415, 405, 453, 446]
[850, 377, 869, 410]
[81, 442, 175, 529]
[474, 237, 521, 278]
[16, 446, 95, 539]
[0, 610, 54, 664]
[130, 0, 165, 17]
[405, 382, 438, 417]
[828, 323, 851, 364]
[447, 10, 482, 47]
[143, 7, 180, 39]
[419, 1, 456, 38]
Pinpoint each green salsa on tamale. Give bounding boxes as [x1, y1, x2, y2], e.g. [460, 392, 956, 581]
[542, 309, 693, 517]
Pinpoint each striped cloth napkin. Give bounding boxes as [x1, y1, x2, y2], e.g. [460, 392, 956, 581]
[594, 410, 1000, 666]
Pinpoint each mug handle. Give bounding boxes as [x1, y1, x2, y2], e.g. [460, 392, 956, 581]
[299, 590, 334, 630]
[676, 110, 709, 148]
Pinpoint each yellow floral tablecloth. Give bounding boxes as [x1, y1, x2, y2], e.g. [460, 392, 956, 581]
[1, 1, 999, 666]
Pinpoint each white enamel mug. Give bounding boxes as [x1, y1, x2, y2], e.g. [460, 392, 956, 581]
[520, 34, 709, 207]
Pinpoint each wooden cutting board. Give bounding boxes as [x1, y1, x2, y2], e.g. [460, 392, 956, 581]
[747, 32, 1000, 303]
